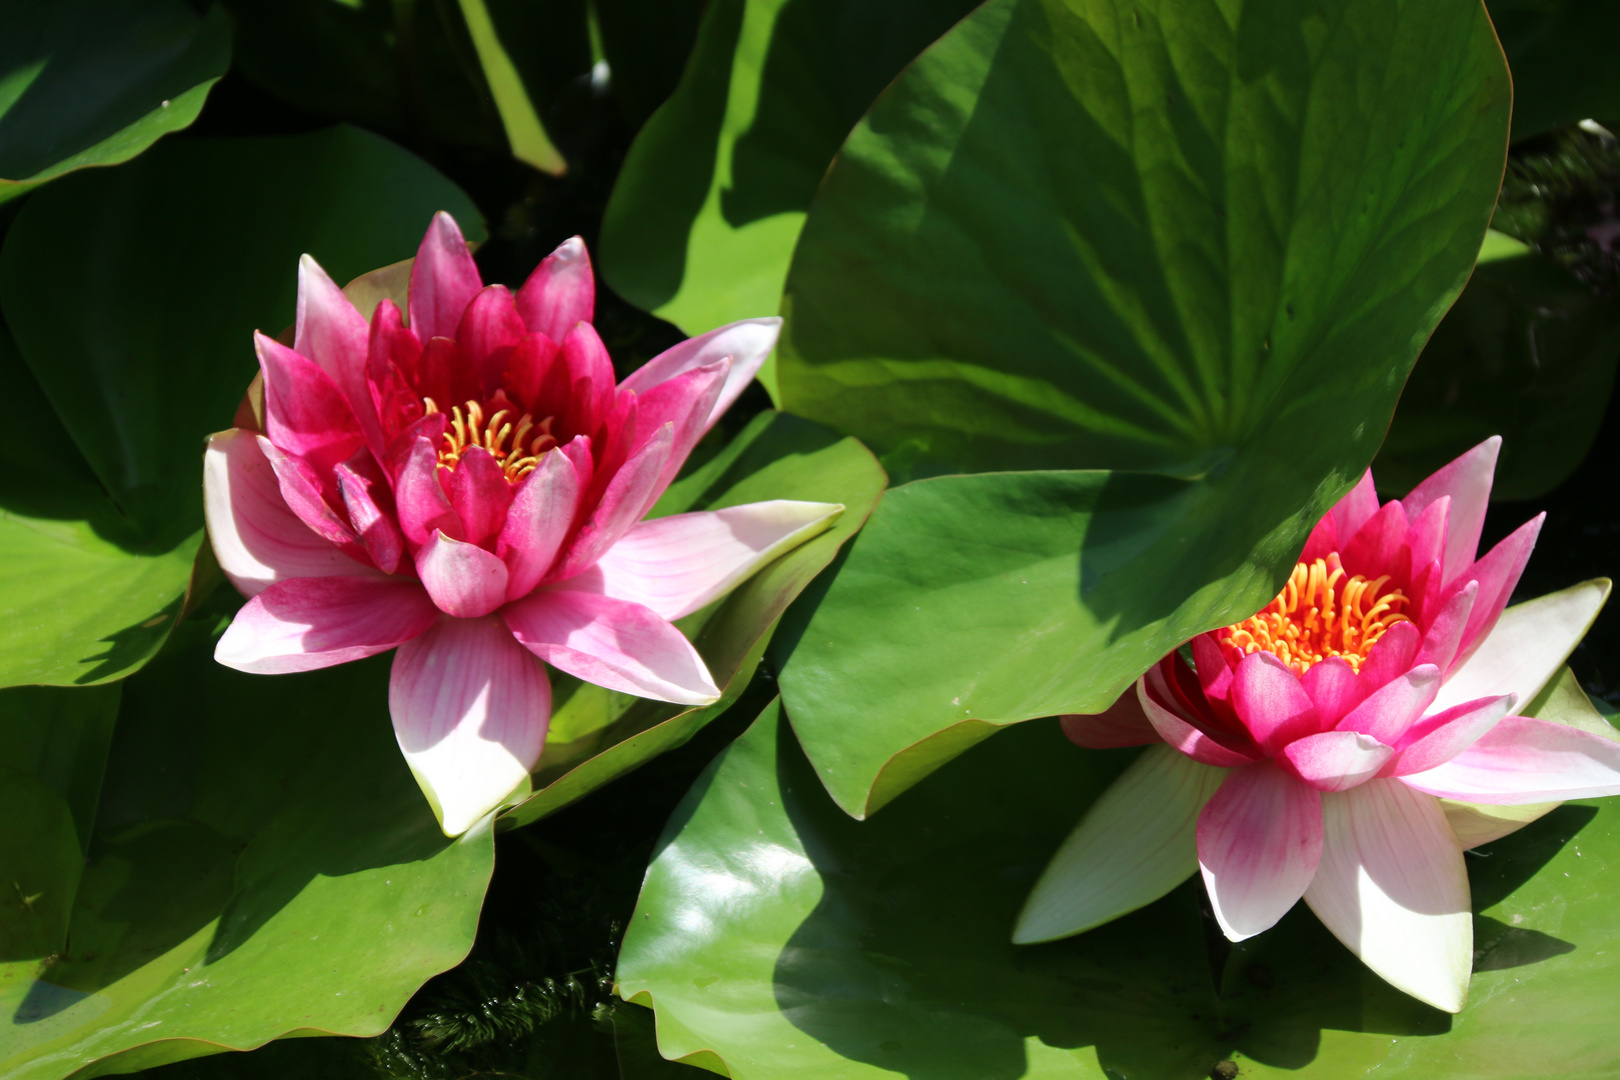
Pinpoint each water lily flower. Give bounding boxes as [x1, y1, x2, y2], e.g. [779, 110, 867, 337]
[1014, 438, 1620, 1012]
[204, 213, 842, 836]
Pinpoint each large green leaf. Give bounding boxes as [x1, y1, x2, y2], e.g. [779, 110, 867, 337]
[596, 0, 978, 348]
[1486, 0, 1620, 140]
[499, 411, 886, 829]
[0, 0, 229, 197]
[1375, 235, 1620, 501]
[618, 697, 1620, 1079]
[771, 0, 1510, 817]
[0, 619, 495, 1080]
[0, 125, 482, 687]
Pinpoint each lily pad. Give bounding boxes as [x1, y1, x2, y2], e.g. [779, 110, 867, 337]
[0, 619, 495, 1080]
[597, 0, 978, 349]
[0, 0, 229, 198]
[0, 125, 482, 687]
[617, 698, 1620, 1079]
[771, 0, 1510, 817]
[499, 411, 886, 829]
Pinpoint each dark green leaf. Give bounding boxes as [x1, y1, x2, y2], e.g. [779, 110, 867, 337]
[0, 621, 494, 1080]
[597, 0, 978, 344]
[0, 126, 482, 686]
[1375, 239, 1620, 501]
[772, 0, 1510, 815]
[1487, 0, 1620, 141]
[619, 699, 1620, 1079]
[0, 0, 229, 193]
[499, 411, 886, 829]
[595, 0, 706, 127]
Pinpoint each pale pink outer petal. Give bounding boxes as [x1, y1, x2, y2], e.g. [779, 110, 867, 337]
[567, 500, 844, 621]
[1335, 665, 1440, 746]
[409, 211, 483, 342]
[1304, 780, 1472, 1013]
[503, 589, 719, 705]
[1198, 761, 1323, 940]
[1442, 800, 1560, 849]
[1060, 691, 1160, 749]
[499, 447, 583, 601]
[1385, 694, 1516, 777]
[1281, 731, 1395, 792]
[416, 530, 511, 618]
[1138, 678, 1261, 767]
[295, 254, 384, 450]
[1430, 580, 1611, 715]
[1400, 716, 1620, 803]
[618, 317, 780, 434]
[1402, 436, 1499, 588]
[1231, 651, 1319, 753]
[215, 577, 438, 674]
[204, 429, 380, 596]
[1013, 745, 1228, 943]
[390, 615, 551, 836]
[515, 235, 594, 342]
[633, 358, 729, 492]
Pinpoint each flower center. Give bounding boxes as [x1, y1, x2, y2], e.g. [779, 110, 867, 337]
[1219, 556, 1410, 675]
[424, 391, 557, 482]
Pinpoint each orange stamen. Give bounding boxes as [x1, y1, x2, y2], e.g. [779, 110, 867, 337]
[1219, 555, 1410, 676]
[423, 390, 557, 482]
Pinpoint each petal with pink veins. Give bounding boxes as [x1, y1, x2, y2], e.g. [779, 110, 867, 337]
[1281, 730, 1395, 792]
[553, 422, 674, 580]
[504, 589, 719, 705]
[1415, 581, 1477, 675]
[1301, 657, 1365, 728]
[1138, 677, 1261, 767]
[1013, 745, 1227, 943]
[1061, 690, 1160, 748]
[634, 358, 729, 491]
[409, 212, 483, 343]
[448, 446, 513, 549]
[1336, 665, 1440, 746]
[216, 576, 438, 674]
[255, 333, 364, 471]
[568, 500, 843, 620]
[295, 254, 382, 450]
[257, 437, 359, 550]
[390, 615, 551, 836]
[515, 235, 594, 342]
[417, 530, 511, 618]
[1198, 761, 1323, 939]
[1400, 716, 1620, 803]
[1453, 514, 1544, 664]
[335, 453, 404, 574]
[619, 317, 780, 433]
[395, 436, 464, 546]
[1430, 579, 1610, 715]
[499, 447, 582, 601]
[1386, 694, 1515, 777]
[1232, 652, 1320, 753]
[204, 430, 381, 596]
[1402, 436, 1499, 588]
[1304, 780, 1472, 1013]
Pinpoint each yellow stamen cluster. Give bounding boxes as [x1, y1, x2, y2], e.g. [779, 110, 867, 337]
[1220, 557, 1410, 676]
[424, 391, 557, 482]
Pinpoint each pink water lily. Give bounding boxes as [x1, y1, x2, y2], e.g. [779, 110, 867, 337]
[204, 213, 842, 835]
[1014, 438, 1620, 1012]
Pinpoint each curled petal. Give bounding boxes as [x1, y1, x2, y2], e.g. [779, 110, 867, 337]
[256, 332, 364, 471]
[1305, 780, 1472, 1013]
[1400, 716, 1620, 803]
[1062, 691, 1160, 749]
[1280, 730, 1395, 792]
[1198, 762, 1323, 940]
[516, 235, 594, 342]
[1138, 676, 1261, 767]
[1431, 580, 1610, 716]
[417, 530, 511, 618]
[258, 437, 359, 551]
[620, 317, 780, 434]
[1014, 745, 1227, 943]
[575, 500, 844, 621]
[1403, 436, 1499, 588]
[504, 588, 719, 705]
[335, 453, 404, 574]
[205, 429, 379, 596]
[409, 211, 483, 342]
[216, 577, 437, 674]
[390, 615, 551, 836]
[295, 254, 381, 450]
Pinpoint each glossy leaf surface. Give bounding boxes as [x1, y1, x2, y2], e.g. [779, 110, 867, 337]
[618, 698, 1620, 1079]
[0, 624, 494, 1080]
[597, 0, 978, 346]
[773, 0, 1510, 816]
[500, 411, 886, 828]
[0, 0, 229, 194]
[0, 126, 482, 687]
